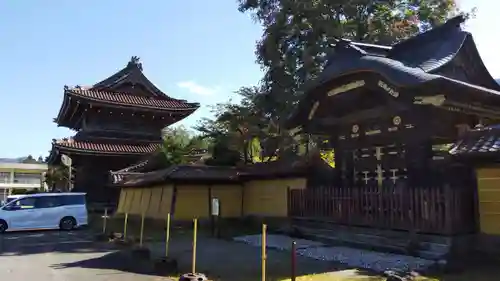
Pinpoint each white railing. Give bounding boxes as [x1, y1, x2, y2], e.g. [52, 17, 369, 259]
[13, 178, 41, 185]
[0, 183, 42, 189]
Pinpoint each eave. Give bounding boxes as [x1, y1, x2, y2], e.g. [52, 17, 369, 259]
[53, 87, 200, 130]
[66, 88, 200, 112]
[51, 139, 161, 157]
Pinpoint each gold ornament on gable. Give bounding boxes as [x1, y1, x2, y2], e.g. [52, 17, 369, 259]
[393, 116, 402, 126]
[352, 124, 359, 133]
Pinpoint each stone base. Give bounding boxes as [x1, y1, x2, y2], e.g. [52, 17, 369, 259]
[179, 273, 208, 281]
[94, 233, 110, 242]
[131, 246, 151, 260]
[114, 238, 134, 248]
[473, 233, 500, 257]
[154, 257, 179, 275]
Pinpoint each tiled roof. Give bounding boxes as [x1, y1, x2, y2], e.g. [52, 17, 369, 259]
[92, 56, 170, 99]
[288, 17, 500, 130]
[111, 149, 211, 174]
[113, 154, 332, 187]
[113, 165, 241, 187]
[450, 126, 500, 157]
[238, 159, 308, 178]
[66, 87, 199, 110]
[53, 138, 160, 154]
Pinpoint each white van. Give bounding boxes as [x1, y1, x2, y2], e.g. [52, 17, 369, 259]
[0, 193, 88, 233]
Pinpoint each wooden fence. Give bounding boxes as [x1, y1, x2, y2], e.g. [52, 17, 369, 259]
[289, 185, 476, 235]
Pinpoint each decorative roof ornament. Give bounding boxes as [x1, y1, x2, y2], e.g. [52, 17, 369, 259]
[331, 38, 366, 57]
[448, 14, 467, 27]
[127, 56, 143, 71]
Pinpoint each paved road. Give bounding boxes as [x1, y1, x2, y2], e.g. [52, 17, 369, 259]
[0, 230, 170, 281]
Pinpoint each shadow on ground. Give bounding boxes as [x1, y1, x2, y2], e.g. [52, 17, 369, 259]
[48, 248, 380, 280]
[0, 229, 113, 256]
[49, 250, 161, 276]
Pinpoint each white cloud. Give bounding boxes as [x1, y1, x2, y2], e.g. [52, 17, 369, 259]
[176, 81, 219, 96]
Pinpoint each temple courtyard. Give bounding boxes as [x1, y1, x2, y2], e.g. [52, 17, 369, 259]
[0, 225, 497, 281]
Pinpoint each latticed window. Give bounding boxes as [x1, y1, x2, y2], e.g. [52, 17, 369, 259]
[13, 173, 41, 184]
[0, 172, 10, 183]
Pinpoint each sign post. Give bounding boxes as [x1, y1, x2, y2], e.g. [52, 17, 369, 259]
[139, 210, 145, 247]
[192, 218, 198, 274]
[123, 213, 129, 239]
[211, 198, 220, 237]
[61, 154, 73, 190]
[102, 208, 108, 234]
[165, 213, 171, 257]
[262, 224, 267, 281]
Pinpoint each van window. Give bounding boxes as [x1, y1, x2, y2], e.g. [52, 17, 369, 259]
[61, 195, 86, 206]
[35, 196, 61, 209]
[5, 197, 19, 205]
[13, 197, 36, 209]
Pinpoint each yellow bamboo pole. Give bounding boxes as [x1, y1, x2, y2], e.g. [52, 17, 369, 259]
[123, 213, 129, 239]
[165, 213, 171, 257]
[139, 211, 145, 247]
[192, 218, 198, 273]
[262, 224, 267, 281]
[102, 208, 108, 234]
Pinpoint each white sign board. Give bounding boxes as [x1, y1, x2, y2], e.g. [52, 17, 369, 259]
[211, 198, 220, 216]
[61, 154, 72, 167]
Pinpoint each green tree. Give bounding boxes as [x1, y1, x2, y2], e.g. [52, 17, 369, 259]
[44, 166, 68, 191]
[160, 126, 211, 166]
[198, 1, 469, 164]
[204, 135, 243, 166]
[237, 0, 467, 124]
[22, 155, 38, 164]
[196, 87, 302, 164]
[162, 125, 192, 145]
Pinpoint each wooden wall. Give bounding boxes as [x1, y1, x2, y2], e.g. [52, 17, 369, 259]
[116, 184, 174, 219]
[289, 183, 475, 235]
[116, 177, 307, 221]
[476, 167, 500, 235]
[243, 178, 306, 217]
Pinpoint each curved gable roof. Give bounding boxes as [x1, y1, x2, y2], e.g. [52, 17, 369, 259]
[322, 15, 498, 90]
[287, 16, 500, 129]
[91, 56, 180, 100]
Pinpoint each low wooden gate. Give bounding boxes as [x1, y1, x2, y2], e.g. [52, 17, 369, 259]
[289, 185, 475, 235]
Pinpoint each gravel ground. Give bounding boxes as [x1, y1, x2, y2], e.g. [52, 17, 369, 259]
[234, 234, 436, 273]
[145, 233, 378, 281]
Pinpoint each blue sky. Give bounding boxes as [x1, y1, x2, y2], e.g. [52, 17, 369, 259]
[0, 1, 263, 158]
[0, 0, 497, 158]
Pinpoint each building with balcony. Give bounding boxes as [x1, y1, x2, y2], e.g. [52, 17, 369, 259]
[0, 163, 48, 202]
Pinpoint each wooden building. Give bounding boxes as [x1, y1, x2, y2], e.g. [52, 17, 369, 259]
[47, 57, 199, 204]
[450, 126, 500, 236]
[286, 15, 500, 235]
[112, 158, 325, 221]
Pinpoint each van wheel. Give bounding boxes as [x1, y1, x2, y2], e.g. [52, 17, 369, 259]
[59, 217, 76, 231]
[0, 220, 7, 233]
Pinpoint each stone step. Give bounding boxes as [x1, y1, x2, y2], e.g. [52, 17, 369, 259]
[291, 217, 453, 245]
[295, 225, 450, 261]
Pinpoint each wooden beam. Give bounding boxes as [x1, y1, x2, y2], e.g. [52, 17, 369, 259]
[316, 106, 398, 127]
